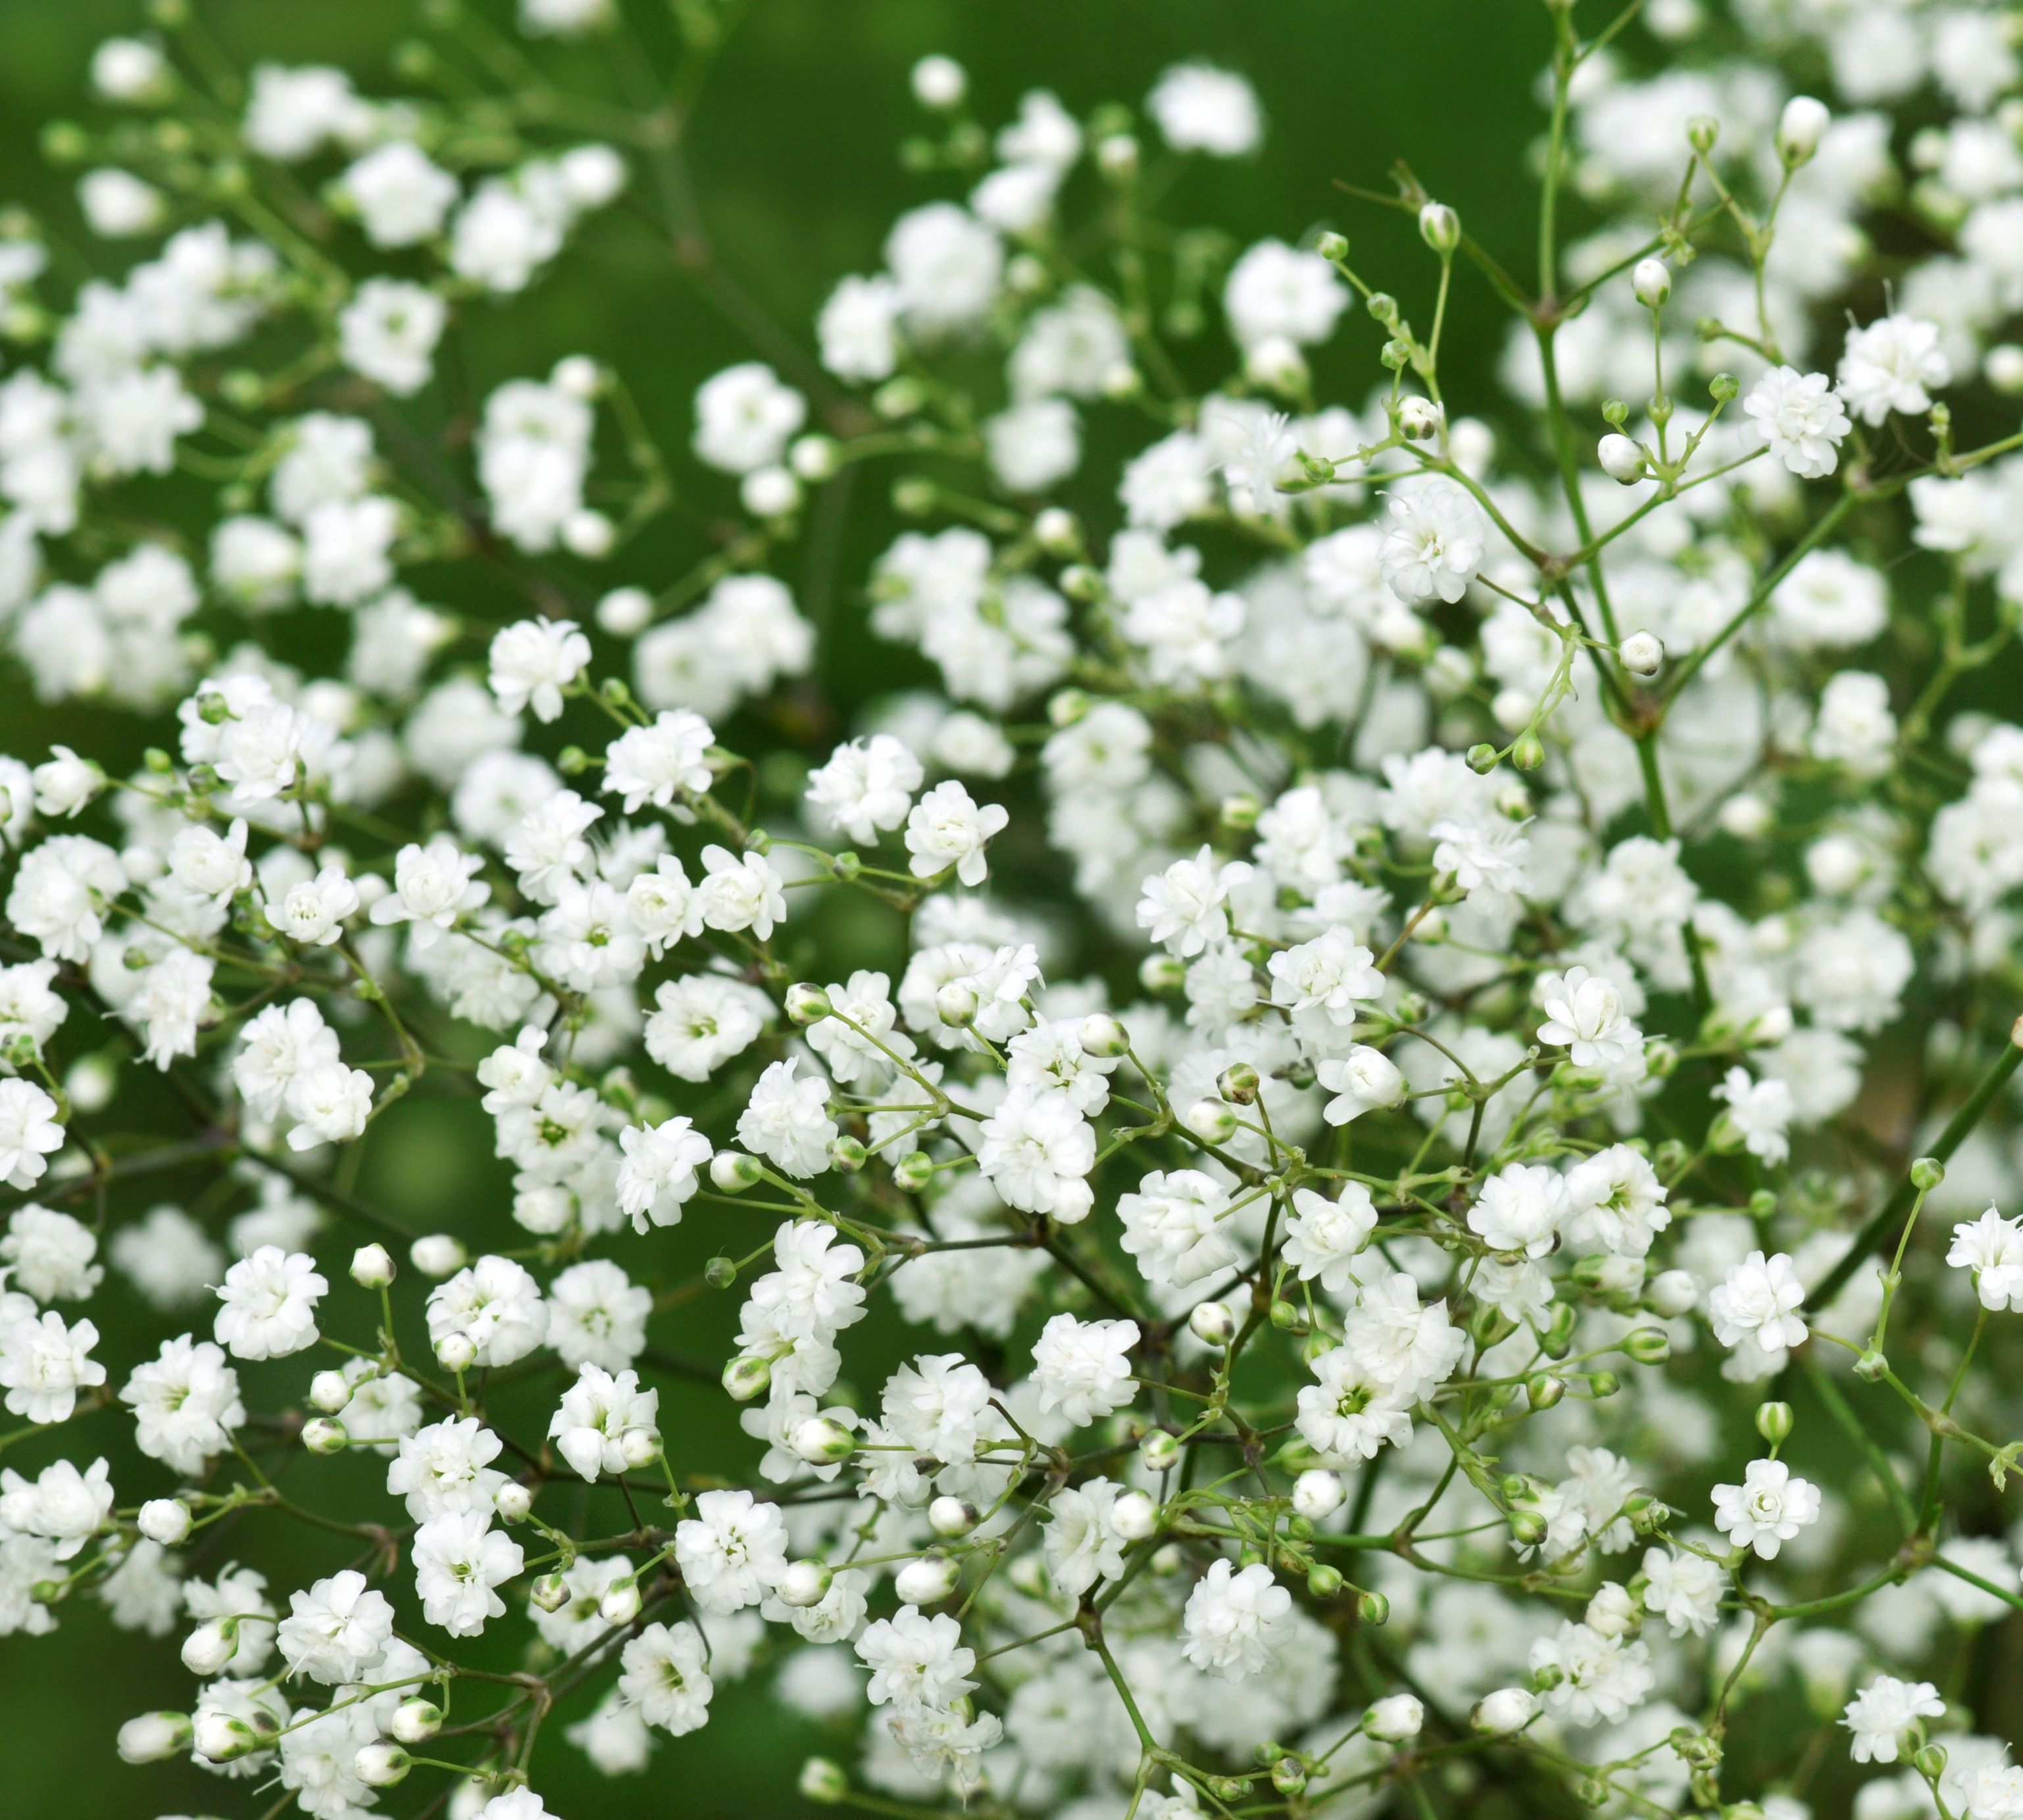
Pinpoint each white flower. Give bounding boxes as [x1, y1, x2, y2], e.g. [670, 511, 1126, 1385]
[337, 141, 459, 247]
[1707, 1250, 1808, 1355]
[0, 1311, 106, 1425]
[276, 1570, 394, 1685]
[616, 1117, 712, 1231]
[369, 837, 489, 948]
[737, 1058, 837, 1178]
[412, 1509, 522, 1636]
[488, 617, 590, 722]
[549, 1363, 659, 1482]
[692, 363, 806, 474]
[1118, 1167, 1239, 1284]
[1640, 1546, 1723, 1637]
[857, 1604, 977, 1709]
[1224, 240, 1347, 348]
[1031, 1314, 1139, 1426]
[1, 1203, 99, 1302]
[387, 1417, 507, 1521]
[1137, 846, 1253, 957]
[0, 1079, 64, 1190]
[337, 278, 447, 395]
[818, 274, 903, 382]
[426, 1255, 547, 1368]
[1315, 1046, 1406, 1126]
[0, 1456, 113, 1558]
[1470, 1165, 1570, 1259]
[122, 1335, 243, 1475]
[1380, 480, 1487, 605]
[805, 734, 922, 847]
[1148, 63, 1262, 157]
[695, 844, 787, 939]
[1284, 1184, 1378, 1292]
[904, 780, 1008, 886]
[977, 1090, 1095, 1221]
[619, 1619, 714, 1736]
[1948, 1206, 2023, 1311]
[1297, 1346, 1414, 1462]
[1711, 1457, 1821, 1559]
[1836, 315, 1949, 426]
[1712, 1066, 1795, 1165]
[1527, 1621, 1654, 1725]
[1842, 1675, 1945, 1764]
[1535, 965, 1641, 1069]
[214, 1248, 326, 1361]
[1743, 366, 1851, 479]
[674, 1488, 787, 1614]
[1181, 1559, 1291, 1681]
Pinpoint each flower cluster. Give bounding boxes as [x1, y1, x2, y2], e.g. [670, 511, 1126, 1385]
[3, 4, 2023, 1820]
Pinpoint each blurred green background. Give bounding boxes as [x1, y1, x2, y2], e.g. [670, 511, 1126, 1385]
[0, 1, 1555, 1813]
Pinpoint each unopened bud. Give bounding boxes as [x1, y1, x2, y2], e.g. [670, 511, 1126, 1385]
[1528, 1373, 1567, 1410]
[1272, 1756, 1309, 1796]
[711, 1150, 762, 1192]
[1293, 1468, 1345, 1521]
[1620, 630, 1664, 676]
[116, 1711, 192, 1763]
[495, 1481, 532, 1523]
[800, 1757, 848, 1804]
[1112, 1490, 1158, 1540]
[935, 981, 978, 1028]
[390, 1698, 441, 1744]
[408, 1234, 464, 1278]
[1910, 1155, 1945, 1192]
[1632, 257, 1671, 307]
[434, 1333, 476, 1374]
[191, 1709, 262, 1763]
[620, 1425, 661, 1470]
[1366, 1692, 1425, 1742]
[1418, 201, 1461, 253]
[310, 1370, 350, 1414]
[1598, 433, 1646, 484]
[1217, 1061, 1261, 1105]
[1308, 1562, 1345, 1599]
[722, 1353, 772, 1402]
[598, 1580, 643, 1627]
[301, 1416, 347, 1454]
[1755, 1400, 1794, 1446]
[1078, 1013, 1130, 1059]
[1141, 1429, 1182, 1473]
[530, 1573, 570, 1613]
[894, 1554, 960, 1605]
[893, 1150, 935, 1193]
[1473, 1686, 1537, 1734]
[828, 1134, 867, 1174]
[1621, 1327, 1670, 1366]
[1357, 1588, 1390, 1626]
[929, 1496, 978, 1538]
[137, 1498, 191, 1546]
[1778, 95, 1829, 167]
[786, 982, 832, 1025]
[350, 1243, 395, 1288]
[778, 1558, 834, 1608]
[1184, 1098, 1238, 1144]
[793, 1415, 858, 1465]
[355, 1742, 411, 1788]
[182, 1616, 241, 1678]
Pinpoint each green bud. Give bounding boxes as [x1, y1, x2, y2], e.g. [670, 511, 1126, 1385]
[828, 1135, 868, 1173]
[1307, 1563, 1345, 1600]
[1357, 1588, 1389, 1625]
[1466, 742, 1499, 774]
[1755, 1400, 1793, 1446]
[703, 1256, 736, 1290]
[1316, 230, 1349, 262]
[1527, 1373, 1567, 1410]
[1620, 1327, 1671, 1366]
[892, 1151, 936, 1194]
[1910, 1155, 1945, 1191]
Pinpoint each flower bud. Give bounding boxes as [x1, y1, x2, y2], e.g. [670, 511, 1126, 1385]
[1357, 1588, 1390, 1626]
[1778, 95, 1829, 166]
[1418, 201, 1461, 253]
[137, 1497, 191, 1546]
[1078, 1012, 1130, 1059]
[116, 1711, 192, 1763]
[1597, 433, 1647, 484]
[1620, 1327, 1670, 1365]
[1139, 953, 1186, 993]
[1527, 1373, 1566, 1410]
[599, 1580, 643, 1627]
[434, 1332, 477, 1374]
[301, 1417, 348, 1454]
[1366, 1693, 1425, 1742]
[1473, 1687, 1538, 1734]
[350, 1243, 395, 1288]
[1217, 1061, 1261, 1106]
[1140, 1429, 1182, 1474]
[893, 1150, 935, 1193]
[722, 1353, 772, 1402]
[408, 1234, 464, 1278]
[1586, 1581, 1638, 1638]
[1272, 1756, 1309, 1796]
[1987, 345, 2023, 395]
[1647, 1269, 1698, 1317]
[1111, 1490, 1158, 1540]
[531, 1572, 570, 1613]
[1686, 114, 1720, 155]
[778, 1557, 834, 1607]
[1033, 507, 1080, 555]
[620, 1425, 662, 1470]
[1293, 1468, 1345, 1522]
[1184, 1098, 1239, 1144]
[711, 1150, 762, 1192]
[309, 1369, 350, 1414]
[1914, 1744, 1949, 1781]
[800, 1756, 849, 1804]
[1398, 395, 1443, 441]
[1509, 1508, 1548, 1548]
[1755, 1400, 1793, 1446]
[391, 1698, 442, 1744]
[786, 982, 833, 1025]
[793, 1415, 859, 1465]
[355, 1742, 411, 1788]
[1307, 1563, 1345, 1599]
[894, 1554, 960, 1605]
[1176, 1301, 1232, 1353]
[182, 1616, 241, 1677]
[1632, 257, 1671, 307]
[191, 1709, 262, 1763]
[935, 980, 979, 1028]
[1910, 1155, 1945, 1192]
[1619, 630, 1664, 676]
[929, 1496, 979, 1538]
